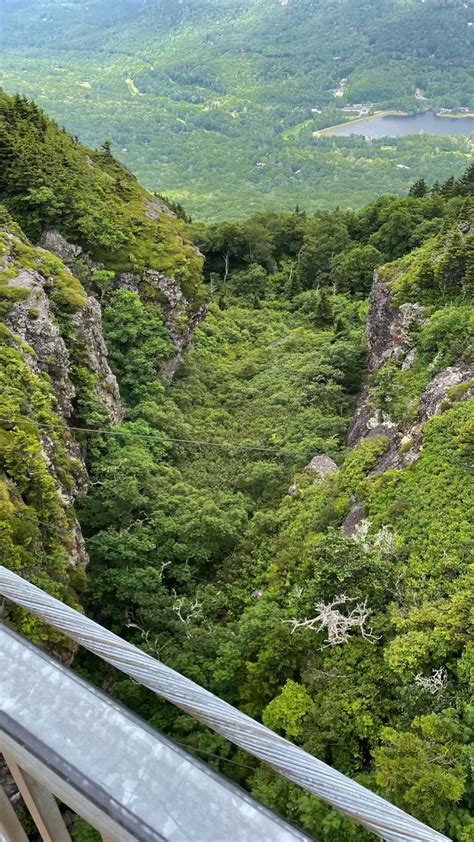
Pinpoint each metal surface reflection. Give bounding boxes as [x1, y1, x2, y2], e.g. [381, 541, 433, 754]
[0, 625, 310, 841]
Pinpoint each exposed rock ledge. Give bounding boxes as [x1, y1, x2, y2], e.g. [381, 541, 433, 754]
[367, 271, 428, 374]
[348, 269, 474, 475]
[288, 453, 338, 496]
[306, 454, 339, 480]
[116, 269, 208, 382]
[7, 267, 75, 415]
[72, 296, 123, 424]
[41, 230, 208, 384]
[6, 238, 123, 567]
[40, 229, 84, 264]
[7, 260, 122, 426]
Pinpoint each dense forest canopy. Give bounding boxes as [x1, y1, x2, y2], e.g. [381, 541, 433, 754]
[1, 88, 473, 840]
[0, 0, 473, 217]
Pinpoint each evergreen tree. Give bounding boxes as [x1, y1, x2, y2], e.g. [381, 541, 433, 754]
[461, 232, 474, 297]
[409, 178, 428, 198]
[435, 227, 465, 295]
[313, 287, 333, 326]
[455, 163, 474, 196]
[440, 175, 456, 198]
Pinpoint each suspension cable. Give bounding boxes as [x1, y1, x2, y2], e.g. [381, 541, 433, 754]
[0, 418, 287, 455]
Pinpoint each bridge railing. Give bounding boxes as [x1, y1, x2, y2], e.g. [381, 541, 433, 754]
[0, 567, 449, 842]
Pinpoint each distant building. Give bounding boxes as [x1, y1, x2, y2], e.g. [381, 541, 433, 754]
[342, 103, 373, 115]
[332, 78, 349, 98]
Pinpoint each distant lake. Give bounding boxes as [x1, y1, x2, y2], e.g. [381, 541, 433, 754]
[324, 110, 474, 138]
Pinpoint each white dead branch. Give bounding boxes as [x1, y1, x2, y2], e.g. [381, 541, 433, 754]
[171, 589, 203, 638]
[285, 594, 378, 648]
[414, 668, 448, 694]
[352, 520, 396, 558]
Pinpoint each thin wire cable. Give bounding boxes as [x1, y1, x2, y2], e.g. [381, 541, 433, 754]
[0, 566, 449, 842]
[2, 513, 227, 588]
[175, 743, 256, 772]
[0, 418, 288, 455]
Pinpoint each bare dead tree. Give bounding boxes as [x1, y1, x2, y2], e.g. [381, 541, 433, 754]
[171, 590, 203, 638]
[285, 594, 378, 649]
[352, 520, 396, 558]
[373, 525, 396, 558]
[287, 245, 304, 287]
[414, 668, 448, 695]
[125, 616, 162, 656]
[159, 560, 171, 580]
[351, 519, 373, 551]
[223, 250, 230, 284]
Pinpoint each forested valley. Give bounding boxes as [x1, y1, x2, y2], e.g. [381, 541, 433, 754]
[0, 91, 473, 840]
[1, 0, 473, 217]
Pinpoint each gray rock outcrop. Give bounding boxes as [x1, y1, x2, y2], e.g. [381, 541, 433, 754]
[306, 454, 339, 481]
[40, 229, 84, 264]
[420, 363, 474, 418]
[41, 228, 208, 384]
[116, 268, 208, 382]
[72, 296, 123, 424]
[342, 501, 366, 538]
[6, 266, 77, 413]
[367, 272, 428, 373]
[347, 269, 474, 475]
[4, 231, 124, 568]
[6, 261, 122, 427]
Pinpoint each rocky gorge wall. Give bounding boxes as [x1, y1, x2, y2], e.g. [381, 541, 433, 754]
[0, 208, 209, 604]
[349, 269, 474, 463]
[0, 217, 123, 598]
[41, 229, 208, 384]
[342, 263, 473, 535]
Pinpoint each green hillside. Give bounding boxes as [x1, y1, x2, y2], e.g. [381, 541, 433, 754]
[0, 89, 203, 295]
[0, 0, 473, 218]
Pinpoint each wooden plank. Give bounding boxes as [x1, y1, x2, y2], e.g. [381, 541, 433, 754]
[0, 784, 29, 842]
[3, 757, 71, 842]
[0, 735, 138, 842]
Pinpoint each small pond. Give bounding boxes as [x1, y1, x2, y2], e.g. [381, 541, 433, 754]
[325, 110, 474, 138]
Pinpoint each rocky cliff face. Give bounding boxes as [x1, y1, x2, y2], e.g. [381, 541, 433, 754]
[1, 183, 207, 589]
[6, 263, 77, 416]
[72, 296, 123, 424]
[1, 219, 122, 573]
[343, 267, 474, 535]
[115, 267, 208, 382]
[6, 249, 122, 427]
[41, 229, 208, 383]
[2, 213, 208, 581]
[349, 270, 474, 460]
